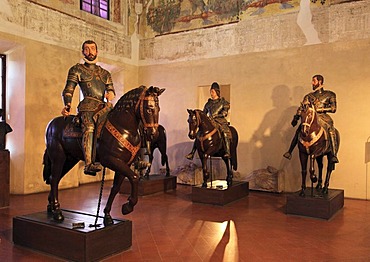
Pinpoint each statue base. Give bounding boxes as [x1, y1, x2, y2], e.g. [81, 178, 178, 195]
[286, 188, 344, 220]
[120, 174, 177, 196]
[13, 210, 132, 261]
[192, 180, 249, 205]
[0, 149, 10, 208]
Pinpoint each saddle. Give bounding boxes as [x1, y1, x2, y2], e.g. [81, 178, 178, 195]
[63, 103, 113, 139]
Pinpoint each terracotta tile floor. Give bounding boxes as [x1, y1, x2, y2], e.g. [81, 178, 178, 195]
[1, 181, 370, 261]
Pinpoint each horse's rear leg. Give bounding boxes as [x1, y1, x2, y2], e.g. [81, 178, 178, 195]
[322, 162, 334, 194]
[223, 157, 232, 187]
[300, 170, 307, 196]
[309, 155, 317, 183]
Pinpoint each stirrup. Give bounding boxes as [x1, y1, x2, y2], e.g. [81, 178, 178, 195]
[185, 153, 194, 160]
[223, 153, 231, 159]
[84, 163, 102, 176]
[283, 152, 292, 160]
[331, 156, 339, 163]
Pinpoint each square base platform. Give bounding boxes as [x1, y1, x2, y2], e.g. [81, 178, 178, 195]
[120, 174, 177, 196]
[13, 210, 132, 262]
[192, 180, 249, 205]
[286, 188, 344, 220]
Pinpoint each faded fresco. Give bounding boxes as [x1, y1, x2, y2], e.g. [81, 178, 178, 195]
[144, 0, 328, 35]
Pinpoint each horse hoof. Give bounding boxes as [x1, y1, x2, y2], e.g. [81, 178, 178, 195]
[122, 203, 134, 215]
[315, 184, 322, 190]
[104, 214, 114, 226]
[202, 182, 207, 188]
[299, 190, 305, 197]
[322, 187, 329, 194]
[53, 211, 64, 222]
[310, 175, 318, 183]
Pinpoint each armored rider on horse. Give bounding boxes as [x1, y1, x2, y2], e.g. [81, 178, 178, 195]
[61, 40, 116, 175]
[284, 74, 339, 164]
[186, 82, 231, 160]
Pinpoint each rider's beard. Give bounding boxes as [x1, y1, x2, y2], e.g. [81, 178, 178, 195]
[312, 83, 320, 90]
[83, 54, 98, 64]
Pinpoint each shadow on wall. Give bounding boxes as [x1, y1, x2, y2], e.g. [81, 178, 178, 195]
[150, 85, 312, 193]
[249, 85, 306, 192]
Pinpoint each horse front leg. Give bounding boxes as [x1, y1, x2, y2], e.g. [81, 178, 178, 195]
[201, 155, 209, 188]
[315, 156, 324, 190]
[309, 154, 317, 184]
[299, 152, 308, 196]
[122, 169, 139, 215]
[103, 172, 125, 226]
[144, 153, 153, 178]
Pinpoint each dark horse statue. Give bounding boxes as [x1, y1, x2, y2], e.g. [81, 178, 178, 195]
[141, 124, 170, 178]
[297, 103, 340, 196]
[43, 86, 165, 225]
[187, 109, 238, 188]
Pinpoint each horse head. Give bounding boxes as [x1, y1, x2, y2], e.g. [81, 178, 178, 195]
[136, 86, 165, 141]
[187, 109, 200, 140]
[300, 103, 317, 138]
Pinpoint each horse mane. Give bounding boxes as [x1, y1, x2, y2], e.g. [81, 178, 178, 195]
[194, 109, 218, 128]
[114, 85, 146, 112]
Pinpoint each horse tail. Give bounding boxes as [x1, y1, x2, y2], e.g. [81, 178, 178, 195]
[231, 126, 238, 171]
[42, 149, 52, 185]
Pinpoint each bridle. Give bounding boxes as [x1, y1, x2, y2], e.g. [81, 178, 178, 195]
[135, 87, 159, 130]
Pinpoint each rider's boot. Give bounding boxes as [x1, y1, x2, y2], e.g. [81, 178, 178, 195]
[329, 129, 339, 163]
[223, 135, 231, 159]
[283, 127, 299, 160]
[83, 131, 102, 176]
[185, 142, 196, 160]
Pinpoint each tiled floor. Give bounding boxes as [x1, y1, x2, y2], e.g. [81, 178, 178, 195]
[1, 181, 370, 261]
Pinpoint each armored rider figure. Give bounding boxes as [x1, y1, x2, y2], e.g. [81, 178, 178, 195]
[284, 74, 339, 163]
[186, 82, 231, 159]
[61, 40, 116, 175]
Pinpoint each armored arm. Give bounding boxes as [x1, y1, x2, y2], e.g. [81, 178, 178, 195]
[217, 99, 230, 118]
[61, 66, 78, 116]
[316, 92, 337, 113]
[104, 71, 116, 102]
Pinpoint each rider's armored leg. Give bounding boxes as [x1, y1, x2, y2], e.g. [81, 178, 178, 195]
[329, 128, 339, 163]
[144, 140, 151, 155]
[223, 133, 231, 159]
[82, 127, 102, 175]
[283, 126, 300, 160]
[185, 141, 197, 160]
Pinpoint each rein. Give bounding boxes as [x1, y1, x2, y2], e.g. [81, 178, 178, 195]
[300, 107, 325, 153]
[195, 110, 218, 152]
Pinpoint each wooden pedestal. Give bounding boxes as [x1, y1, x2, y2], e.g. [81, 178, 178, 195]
[192, 180, 249, 205]
[13, 210, 132, 262]
[286, 188, 344, 220]
[0, 150, 10, 208]
[120, 174, 177, 196]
